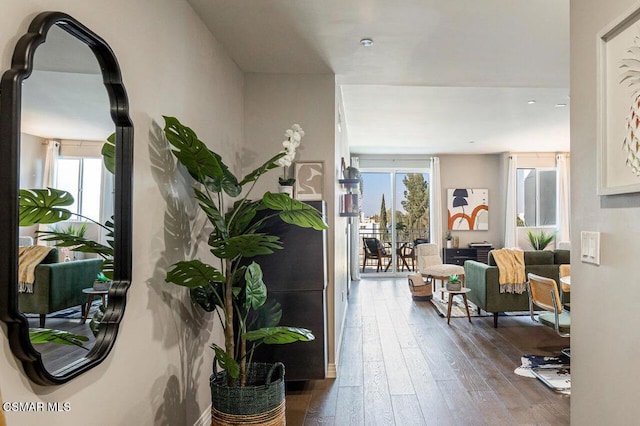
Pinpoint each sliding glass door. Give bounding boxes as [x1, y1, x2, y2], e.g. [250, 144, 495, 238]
[359, 169, 430, 275]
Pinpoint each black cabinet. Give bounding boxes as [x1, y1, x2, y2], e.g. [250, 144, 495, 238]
[443, 248, 477, 265]
[248, 201, 327, 381]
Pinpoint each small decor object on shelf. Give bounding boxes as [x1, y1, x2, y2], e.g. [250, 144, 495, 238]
[446, 274, 462, 291]
[276, 124, 304, 196]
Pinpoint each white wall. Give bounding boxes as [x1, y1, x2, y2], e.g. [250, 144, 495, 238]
[438, 154, 504, 248]
[243, 73, 343, 373]
[572, 0, 640, 423]
[1, 1, 243, 425]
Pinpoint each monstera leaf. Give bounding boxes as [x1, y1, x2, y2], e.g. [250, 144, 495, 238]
[261, 192, 327, 230]
[102, 132, 116, 174]
[244, 327, 315, 345]
[29, 328, 90, 348]
[19, 188, 73, 226]
[208, 234, 282, 259]
[166, 260, 225, 288]
[163, 116, 241, 197]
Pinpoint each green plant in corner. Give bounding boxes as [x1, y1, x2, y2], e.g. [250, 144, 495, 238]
[161, 116, 327, 387]
[527, 229, 556, 250]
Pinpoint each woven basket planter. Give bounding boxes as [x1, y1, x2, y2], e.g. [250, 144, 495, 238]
[210, 362, 286, 425]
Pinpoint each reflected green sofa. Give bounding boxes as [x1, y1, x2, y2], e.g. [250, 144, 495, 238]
[19, 248, 103, 327]
[464, 249, 570, 328]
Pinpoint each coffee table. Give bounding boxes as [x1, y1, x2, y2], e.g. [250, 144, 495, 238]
[441, 287, 472, 324]
[81, 288, 108, 324]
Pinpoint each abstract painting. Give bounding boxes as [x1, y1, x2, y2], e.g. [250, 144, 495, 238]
[447, 188, 488, 230]
[294, 161, 324, 201]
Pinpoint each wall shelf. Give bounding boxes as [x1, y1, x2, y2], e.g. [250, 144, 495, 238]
[338, 179, 360, 217]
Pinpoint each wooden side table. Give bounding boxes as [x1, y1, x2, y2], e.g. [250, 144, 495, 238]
[441, 287, 472, 324]
[81, 288, 108, 324]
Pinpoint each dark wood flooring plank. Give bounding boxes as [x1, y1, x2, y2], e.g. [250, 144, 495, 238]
[334, 385, 364, 425]
[391, 394, 426, 425]
[338, 325, 363, 387]
[289, 277, 569, 425]
[402, 347, 455, 426]
[363, 361, 394, 425]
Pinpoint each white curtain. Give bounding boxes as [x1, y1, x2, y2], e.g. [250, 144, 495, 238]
[430, 157, 443, 253]
[556, 153, 571, 243]
[349, 156, 361, 280]
[504, 155, 518, 248]
[42, 140, 60, 188]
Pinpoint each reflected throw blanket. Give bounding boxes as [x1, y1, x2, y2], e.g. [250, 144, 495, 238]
[18, 245, 52, 293]
[491, 248, 526, 294]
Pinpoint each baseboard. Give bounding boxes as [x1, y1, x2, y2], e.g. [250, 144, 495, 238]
[194, 404, 211, 426]
[326, 363, 337, 379]
[329, 298, 349, 380]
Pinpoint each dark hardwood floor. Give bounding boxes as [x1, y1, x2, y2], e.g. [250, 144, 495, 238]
[285, 277, 570, 425]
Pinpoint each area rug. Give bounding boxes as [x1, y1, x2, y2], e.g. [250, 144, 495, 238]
[24, 300, 102, 320]
[428, 289, 531, 319]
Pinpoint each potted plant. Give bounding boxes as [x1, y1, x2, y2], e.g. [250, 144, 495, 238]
[276, 124, 303, 196]
[445, 230, 453, 248]
[161, 116, 327, 424]
[527, 229, 556, 250]
[446, 274, 462, 291]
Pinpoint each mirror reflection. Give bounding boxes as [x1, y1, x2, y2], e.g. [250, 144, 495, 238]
[18, 24, 115, 374]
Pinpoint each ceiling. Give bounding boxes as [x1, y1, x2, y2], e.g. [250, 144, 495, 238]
[188, 0, 570, 154]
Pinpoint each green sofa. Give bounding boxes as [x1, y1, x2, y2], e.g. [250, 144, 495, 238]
[464, 249, 570, 327]
[19, 248, 103, 327]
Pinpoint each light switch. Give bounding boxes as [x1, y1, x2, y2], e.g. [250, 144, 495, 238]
[580, 231, 600, 265]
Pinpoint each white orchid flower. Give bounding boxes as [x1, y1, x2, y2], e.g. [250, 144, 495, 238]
[285, 129, 294, 138]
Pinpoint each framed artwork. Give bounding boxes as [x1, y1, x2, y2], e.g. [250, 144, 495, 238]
[597, 4, 640, 194]
[294, 161, 324, 200]
[447, 188, 488, 230]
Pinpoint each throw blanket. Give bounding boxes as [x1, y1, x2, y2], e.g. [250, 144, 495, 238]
[491, 248, 526, 294]
[18, 245, 53, 293]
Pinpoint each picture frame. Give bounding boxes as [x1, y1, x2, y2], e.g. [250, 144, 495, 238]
[294, 161, 324, 201]
[447, 188, 488, 231]
[597, 4, 640, 195]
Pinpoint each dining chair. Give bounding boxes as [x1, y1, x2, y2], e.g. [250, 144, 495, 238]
[526, 273, 570, 356]
[362, 237, 392, 272]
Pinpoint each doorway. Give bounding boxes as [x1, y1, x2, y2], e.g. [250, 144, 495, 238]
[358, 169, 430, 275]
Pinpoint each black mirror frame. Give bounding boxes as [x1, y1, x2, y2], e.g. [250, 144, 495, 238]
[0, 11, 133, 385]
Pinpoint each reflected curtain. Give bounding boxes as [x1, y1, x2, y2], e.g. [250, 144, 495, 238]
[504, 155, 518, 248]
[429, 157, 443, 253]
[556, 153, 570, 243]
[42, 139, 60, 188]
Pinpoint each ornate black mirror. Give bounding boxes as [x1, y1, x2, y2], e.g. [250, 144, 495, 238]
[0, 12, 132, 385]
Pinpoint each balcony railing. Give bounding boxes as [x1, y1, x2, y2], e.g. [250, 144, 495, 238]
[358, 228, 429, 273]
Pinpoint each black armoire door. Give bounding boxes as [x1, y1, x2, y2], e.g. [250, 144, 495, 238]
[249, 200, 327, 381]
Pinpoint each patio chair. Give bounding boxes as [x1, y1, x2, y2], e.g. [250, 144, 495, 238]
[362, 237, 392, 272]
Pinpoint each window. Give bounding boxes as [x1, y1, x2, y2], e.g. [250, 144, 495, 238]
[516, 168, 556, 227]
[56, 157, 103, 222]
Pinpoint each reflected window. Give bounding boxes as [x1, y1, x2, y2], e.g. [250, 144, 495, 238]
[56, 156, 103, 222]
[516, 168, 557, 227]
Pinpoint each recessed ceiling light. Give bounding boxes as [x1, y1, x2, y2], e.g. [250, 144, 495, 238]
[527, 100, 536, 104]
[360, 38, 373, 47]
[555, 103, 567, 107]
